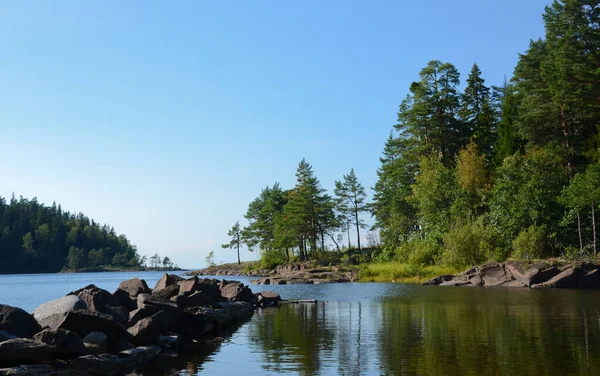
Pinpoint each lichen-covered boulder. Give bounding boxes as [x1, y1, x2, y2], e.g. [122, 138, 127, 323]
[0, 305, 42, 338]
[219, 281, 255, 303]
[32, 295, 88, 330]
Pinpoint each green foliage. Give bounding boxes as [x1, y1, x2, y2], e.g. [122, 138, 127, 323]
[443, 218, 499, 268]
[511, 225, 546, 262]
[0, 195, 140, 273]
[334, 168, 368, 250]
[409, 155, 457, 241]
[259, 248, 287, 270]
[222, 221, 244, 264]
[205, 251, 216, 267]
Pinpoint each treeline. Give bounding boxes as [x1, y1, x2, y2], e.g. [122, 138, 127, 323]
[225, 163, 370, 268]
[231, 1, 600, 270]
[371, 0, 600, 267]
[0, 195, 141, 273]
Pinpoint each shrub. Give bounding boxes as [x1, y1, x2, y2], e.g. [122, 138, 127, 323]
[406, 238, 442, 266]
[511, 225, 546, 262]
[259, 248, 287, 269]
[443, 218, 497, 268]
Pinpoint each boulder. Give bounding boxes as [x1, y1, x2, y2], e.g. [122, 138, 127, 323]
[0, 330, 15, 343]
[151, 284, 180, 300]
[68, 285, 120, 314]
[0, 338, 55, 367]
[177, 277, 199, 295]
[33, 295, 88, 330]
[533, 266, 578, 288]
[422, 275, 454, 286]
[69, 345, 160, 375]
[153, 273, 184, 293]
[33, 328, 86, 357]
[0, 305, 42, 338]
[112, 289, 137, 311]
[57, 310, 125, 351]
[128, 308, 160, 328]
[219, 281, 255, 303]
[506, 262, 561, 287]
[0, 363, 87, 375]
[127, 312, 169, 346]
[103, 305, 129, 325]
[82, 332, 107, 354]
[117, 278, 150, 297]
[257, 291, 281, 307]
[479, 264, 512, 287]
[172, 291, 212, 309]
[577, 268, 600, 288]
[195, 279, 223, 301]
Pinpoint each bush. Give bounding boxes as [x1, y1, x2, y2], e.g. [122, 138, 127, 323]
[443, 218, 497, 268]
[406, 238, 442, 266]
[259, 248, 287, 269]
[511, 225, 546, 262]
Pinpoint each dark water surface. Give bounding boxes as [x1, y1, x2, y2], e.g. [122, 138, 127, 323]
[2, 272, 600, 375]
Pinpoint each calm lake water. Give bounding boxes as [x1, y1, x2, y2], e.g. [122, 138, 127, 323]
[2, 272, 600, 375]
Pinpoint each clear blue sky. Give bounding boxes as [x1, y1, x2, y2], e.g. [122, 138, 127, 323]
[0, 0, 550, 268]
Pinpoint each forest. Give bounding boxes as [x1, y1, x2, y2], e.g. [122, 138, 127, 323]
[230, 0, 600, 271]
[0, 194, 142, 273]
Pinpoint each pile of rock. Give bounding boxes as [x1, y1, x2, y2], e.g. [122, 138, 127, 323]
[0, 274, 280, 375]
[424, 261, 600, 288]
[251, 266, 358, 285]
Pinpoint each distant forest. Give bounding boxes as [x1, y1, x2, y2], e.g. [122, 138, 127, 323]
[0, 195, 141, 273]
[229, 0, 600, 269]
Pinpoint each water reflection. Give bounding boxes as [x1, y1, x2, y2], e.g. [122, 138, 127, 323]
[127, 284, 600, 376]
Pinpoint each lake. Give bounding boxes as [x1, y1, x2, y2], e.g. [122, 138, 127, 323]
[2, 272, 600, 375]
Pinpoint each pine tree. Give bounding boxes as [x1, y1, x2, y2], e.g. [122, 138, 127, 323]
[334, 169, 368, 251]
[222, 221, 243, 264]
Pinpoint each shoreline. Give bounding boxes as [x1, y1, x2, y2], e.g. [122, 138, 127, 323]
[0, 273, 282, 373]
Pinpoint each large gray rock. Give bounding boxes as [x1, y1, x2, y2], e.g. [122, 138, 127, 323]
[0, 338, 55, 367]
[57, 309, 125, 351]
[172, 291, 212, 309]
[177, 277, 199, 295]
[69, 345, 160, 375]
[151, 284, 180, 300]
[32, 295, 88, 330]
[0, 305, 42, 339]
[118, 278, 150, 297]
[112, 289, 137, 311]
[82, 331, 107, 354]
[127, 312, 169, 346]
[533, 266, 578, 288]
[219, 281, 255, 303]
[506, 262, 560, 287]
[578, 268, 600, 288]
[153, 273, 183, 293]
[0, 330, 16, 343]
[68, 285, 120, 314]
[423, 275, 454, 286]
[33, 328, 86, 357]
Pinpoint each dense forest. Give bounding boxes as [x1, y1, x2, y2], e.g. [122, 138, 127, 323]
[231, 0, 600, 270]
[0, 194, 141, 273]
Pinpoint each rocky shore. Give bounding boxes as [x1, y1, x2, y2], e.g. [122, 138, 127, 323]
[424, 261, 600, 288]
[0, 274, 281, 375]
[251, 264, 359, 285]
[184, 262, 267, 277]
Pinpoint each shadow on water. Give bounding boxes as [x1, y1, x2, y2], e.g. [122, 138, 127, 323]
[127, 316, 254, 376]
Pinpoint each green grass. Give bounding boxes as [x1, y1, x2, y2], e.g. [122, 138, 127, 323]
[358, 262, 462, 283]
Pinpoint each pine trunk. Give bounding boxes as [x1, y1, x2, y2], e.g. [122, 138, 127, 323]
[578, 209, 583, 256]
[355, 206, 361, 252]
[592, 201, 597, 257]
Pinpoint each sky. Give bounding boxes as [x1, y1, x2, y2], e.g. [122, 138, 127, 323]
[0, 0, 551, 268]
